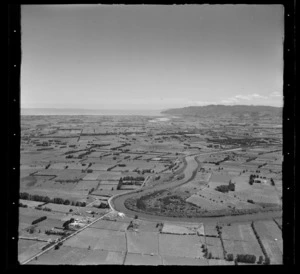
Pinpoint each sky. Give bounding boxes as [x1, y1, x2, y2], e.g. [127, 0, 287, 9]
[21, 4, 284, 110]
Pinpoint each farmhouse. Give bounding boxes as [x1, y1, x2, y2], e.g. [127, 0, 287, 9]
[253, 178, 267, 184]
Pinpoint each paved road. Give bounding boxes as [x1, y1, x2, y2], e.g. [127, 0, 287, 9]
[111, 147, 281, 223]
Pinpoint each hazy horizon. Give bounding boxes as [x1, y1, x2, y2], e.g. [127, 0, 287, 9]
[21, 5, 284, 110]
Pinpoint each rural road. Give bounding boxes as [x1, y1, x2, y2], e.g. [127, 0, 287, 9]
[110, 147, 281, 223]
[21, 210, 112, 265]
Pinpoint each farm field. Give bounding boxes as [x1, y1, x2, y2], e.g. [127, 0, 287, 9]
[158, 234, 205, 258]
[20, 112, 282, 265]
[124, 253, 161, 265]
[126, 231, 159, 255]
[252, 220, 283, 264]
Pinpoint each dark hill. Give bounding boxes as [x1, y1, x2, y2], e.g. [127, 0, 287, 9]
[161, 105, 282, 120]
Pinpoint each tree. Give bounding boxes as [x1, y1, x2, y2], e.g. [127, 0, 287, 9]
[257, 255, 263, 264]
[264, 257, 271, 265]
[226, 253, 234, 261]
[43, 196, 51, 203]
[64, 199, 70, 205]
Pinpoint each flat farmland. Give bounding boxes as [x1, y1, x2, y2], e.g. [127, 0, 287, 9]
[221, 223, 264, 259]
[19, 199, 44, 208]
[208, 259, 234, 265]
[88, 151, 107, 158]
[78, 250, 125, 265]
[90, 219, 129, 231]
[99, 180, 118, 185]
[120, 185, 139, 190]
[222, 239, 263, 261]
[29, 180, 77, 193]
[55, 170, 86, 181]
[19, 208, 49, 226]
[82, 172, 101, 180]
[64, 227, 127, 252]
[66, 163, 88, 170]
[253, 220, 282, 263]
[205, 236, 224, 259]
[28, 246, 90, 265]
[204, 223, 219, 237]
[124, 253, 161, 265]
[91, 189, 129, 196]
[134, 220, 161, 232]
[231, 175, 252, 192]
[18, 239, 47, 264]
[92, 171, 122, 181]
[47, 163, 67, 170]
[19, 208, 67, 234]
[20, 187, 88, 201]
[98, 184, 118, 190]
[209, 172, 231, 184]
[126, 231, 159, 255]
[40, 203, 86, 214]
[162, 256, 208, 266]
[88, 163, 114, 171]
[186, 194, 227, 211]
[67, 180, 98, 192]
[161, 223, 202, 235]
[236, 186, 281, 206]
[21, 164, 46, 170]
[159, 234, 204, 258]
[20, 175, 55, 189]
[34, 169, 85, 182]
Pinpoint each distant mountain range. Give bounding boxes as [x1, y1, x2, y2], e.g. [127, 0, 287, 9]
[161, 105, 282, 120]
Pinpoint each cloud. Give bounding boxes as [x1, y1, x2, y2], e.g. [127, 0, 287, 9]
[221, 93, 268, 105]
[183, 92, 283, 107]
[269, 91, 282, 97]
[189, 101, 218, 106]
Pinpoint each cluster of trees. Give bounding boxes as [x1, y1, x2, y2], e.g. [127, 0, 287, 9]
[226, 253, 234, 261]
[202, 245, 213, 259]
[88, 188, 94, 194]
[20, 192, 86, 207]
[45, 230, 69, 236]
[34, 206, 51, 212]
[249, 174, 258, 185]
[63, 218, 75, 229]
[249, 174, 268, 185]
[226, 253, 269, 264]
[121, 176, 145, 181]
[32, 216, 47, 225]
[251, 222, 271, 265]
[42, 241, 56, 251]
[117, 176, 145, 189]
[137, 169, 153, 175]
[19, 202, 28, 208]
[236, 254, 256, 264]
[215, 180, 235, 193]
[55, 179, 80, 183]
[270, 178, 275, 186]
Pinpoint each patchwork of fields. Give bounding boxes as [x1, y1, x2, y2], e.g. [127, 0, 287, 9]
[19, 115, 283, 265]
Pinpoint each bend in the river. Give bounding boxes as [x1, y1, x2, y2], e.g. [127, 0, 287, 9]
[110, 148, 281, 224]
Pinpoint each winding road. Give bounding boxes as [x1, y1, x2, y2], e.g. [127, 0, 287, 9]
[110, 148, 281, 224]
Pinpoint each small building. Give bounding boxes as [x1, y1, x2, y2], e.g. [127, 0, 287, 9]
[253, 178, 267, 184]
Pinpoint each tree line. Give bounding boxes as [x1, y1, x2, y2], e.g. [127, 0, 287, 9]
[20, 192, 86, 207]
